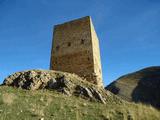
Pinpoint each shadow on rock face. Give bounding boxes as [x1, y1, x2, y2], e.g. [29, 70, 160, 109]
[105, 81, 120, 95]
[131, 70, 160, 109]
[106, 66, 160, 109]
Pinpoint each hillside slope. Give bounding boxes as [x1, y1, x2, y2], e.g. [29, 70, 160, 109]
[0, 69, 160, 120]
[0, 86, 160, 120]
[106, 66, 160, 109]
[3, 70, 108, 104]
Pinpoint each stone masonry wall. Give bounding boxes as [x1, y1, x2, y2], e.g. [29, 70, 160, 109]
[50, 16, 103, 87]
[90, 19, 103, 87]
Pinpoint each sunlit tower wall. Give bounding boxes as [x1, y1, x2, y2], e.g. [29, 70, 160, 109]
[50, 16, 103, 87]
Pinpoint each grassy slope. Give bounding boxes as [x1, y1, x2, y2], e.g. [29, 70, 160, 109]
[106, 66, 160, 108]
[0, 86, 160, 120]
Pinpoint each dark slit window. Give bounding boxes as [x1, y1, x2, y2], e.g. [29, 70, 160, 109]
[81, 39, 85, 44]
[56, 45, 60, 51]
[68, 42, 71, 47]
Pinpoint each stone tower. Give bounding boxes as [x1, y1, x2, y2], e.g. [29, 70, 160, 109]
[50, 16, 103, 87]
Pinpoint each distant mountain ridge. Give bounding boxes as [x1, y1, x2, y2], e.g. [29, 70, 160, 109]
[106, 66, 160, 109]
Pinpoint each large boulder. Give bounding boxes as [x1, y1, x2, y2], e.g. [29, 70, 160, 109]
[3, 70, 109, 104]
[105, 66, 160, 109]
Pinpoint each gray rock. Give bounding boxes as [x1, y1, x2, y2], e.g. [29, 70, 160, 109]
[3, 70, 107, 104]
[90, 87, 106, 104]
[75, 85, 106, 104]
[47, 78, 57, 89]
[75, 85, 93, 98]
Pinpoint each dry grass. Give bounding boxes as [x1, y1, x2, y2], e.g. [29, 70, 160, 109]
[0, 86, 160, 120]
[2, 93, 16, 105]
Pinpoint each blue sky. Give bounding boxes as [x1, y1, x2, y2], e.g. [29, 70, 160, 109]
[0, 0, 160, 86]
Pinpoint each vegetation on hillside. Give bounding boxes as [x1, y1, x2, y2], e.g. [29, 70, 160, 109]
[106, 66, 160, 109]
[0, 86, 160, 120]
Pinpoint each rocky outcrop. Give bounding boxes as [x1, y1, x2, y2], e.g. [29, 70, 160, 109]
[3, 70, 108, 104]
[106, 66, 160, 109]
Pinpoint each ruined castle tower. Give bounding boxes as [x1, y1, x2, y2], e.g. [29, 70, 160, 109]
[50, 16, 103, 87]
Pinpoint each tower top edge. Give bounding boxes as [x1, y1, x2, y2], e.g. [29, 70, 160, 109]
[54, 16, 92, 28]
